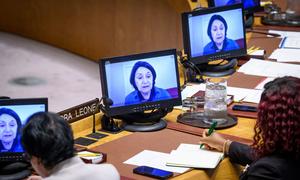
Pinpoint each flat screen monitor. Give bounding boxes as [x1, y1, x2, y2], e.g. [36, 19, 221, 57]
[99, 49, 181, 131]
[0, 98, 48, 162]
[182, 4, 246, 66]
[208, 0, 262, 14]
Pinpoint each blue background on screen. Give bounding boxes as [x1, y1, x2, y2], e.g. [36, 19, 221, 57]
[105, 55, 178, 107]
[188, 8, 244, 58]
[214, 0, 256, 9]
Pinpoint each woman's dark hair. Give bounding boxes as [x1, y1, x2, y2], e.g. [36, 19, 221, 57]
[0, 108, 22, 151]
[21, 112, 75, 170]
[252, 76, 300, 160]
[129, 61, 156, 90]
[207, 14, 228, 41]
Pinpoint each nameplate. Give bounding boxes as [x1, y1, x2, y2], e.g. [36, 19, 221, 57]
[58, 98, 100, 123]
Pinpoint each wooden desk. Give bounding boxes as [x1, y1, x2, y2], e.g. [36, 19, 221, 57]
[71, 110, 254, 180]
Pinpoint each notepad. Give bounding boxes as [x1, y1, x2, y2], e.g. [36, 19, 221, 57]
[166, 144, 224, 169]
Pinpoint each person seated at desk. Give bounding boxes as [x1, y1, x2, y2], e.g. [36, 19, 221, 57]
[125, 61, 171, 105]
[22, 112, 120, 180]
[199, 76, 300, 180]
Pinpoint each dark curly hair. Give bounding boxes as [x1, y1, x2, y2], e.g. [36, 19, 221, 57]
[252, 76, 300, 160]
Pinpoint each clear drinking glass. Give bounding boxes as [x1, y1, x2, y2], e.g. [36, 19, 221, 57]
[203, 78, 228, 125]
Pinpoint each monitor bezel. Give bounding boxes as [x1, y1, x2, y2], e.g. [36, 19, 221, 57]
[182, 4, 247, 65]
[207, 0, 262, 14]
[99, 49, 182, 117]
[0, 97, 48, 160]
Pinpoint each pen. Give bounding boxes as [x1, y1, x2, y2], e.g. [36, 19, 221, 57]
[200, 121, 218, 149]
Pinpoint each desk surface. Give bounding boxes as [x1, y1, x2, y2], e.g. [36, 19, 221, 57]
[72, 110, 254, 180]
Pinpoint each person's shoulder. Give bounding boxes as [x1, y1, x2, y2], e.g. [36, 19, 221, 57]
[226, 38, 239, 49]
[246, 155, 299, 179]
[203, 41, 215, 55]
[154, 87, 170, 96]
[85, 163, 120, 180]
[125, 91, 139, 103]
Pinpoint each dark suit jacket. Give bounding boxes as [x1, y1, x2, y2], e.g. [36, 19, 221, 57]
[228, 142, 300, 180]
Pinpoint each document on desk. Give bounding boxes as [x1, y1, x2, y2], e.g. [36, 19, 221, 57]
[238, 58, 300, 78]
[279, 37, 300, 49]
[268, 30, 300, 38]
[227, 87, 262, 103]
[123, 150, 189, 173]
[166, 144, 224, 169]
[178, 83, 262, 103]
[269, 49, 300, 63]
[255, 77, 275, 90]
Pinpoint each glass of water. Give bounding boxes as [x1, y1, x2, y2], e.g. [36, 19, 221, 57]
[203, 78, 228, 125]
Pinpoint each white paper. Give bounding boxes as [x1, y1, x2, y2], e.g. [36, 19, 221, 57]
[238, 58, 300, 78]
[242, 90, 263, 104]
[123, 150, 189, 173]
[268, 30, 300, 38]
[177, 82, 263, 105]
[176, 143, 202, 151]
[227, 87, 263, 103]
[166, 144, 224, 169]
[180, 83, 205, 99]
[279, 37, 300, 49]
[269, 48, 300, 63]
[255, 77, 275, 90]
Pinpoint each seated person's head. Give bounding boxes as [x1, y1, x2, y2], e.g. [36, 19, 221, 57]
[254, 76, 300, 159]
[0, 108, 22, 152]
[21, 112, 74, 177]
[130, 61, 157, 96]
[207, 14, 228, 47]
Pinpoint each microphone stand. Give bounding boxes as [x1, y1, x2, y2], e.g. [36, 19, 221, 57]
[86, 98, 107, 139]
[99, 97, 122, 133]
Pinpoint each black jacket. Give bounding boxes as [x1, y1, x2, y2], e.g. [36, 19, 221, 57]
[228, 141, 299, 180]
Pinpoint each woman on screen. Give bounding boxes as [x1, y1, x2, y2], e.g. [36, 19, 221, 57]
[0, 108, 22, 152]
[125, 61, 171, 105]
[199, 76, 300, 179]
[203, 14, 240, 55]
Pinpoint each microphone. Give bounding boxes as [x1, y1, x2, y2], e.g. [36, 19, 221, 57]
[99, 97, 121, 133]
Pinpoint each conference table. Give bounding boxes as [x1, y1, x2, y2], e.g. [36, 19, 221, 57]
[72, 105, 255, 180]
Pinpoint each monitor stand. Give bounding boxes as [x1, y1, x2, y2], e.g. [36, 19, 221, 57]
[114, 108, 171, 132]
[195, 58, 237, 77]
[122, 118, 167, 132]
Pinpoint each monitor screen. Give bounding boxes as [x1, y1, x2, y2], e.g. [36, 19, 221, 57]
[208, 0, 262, 14]
[0, 98, 48, 161]
[182, 4, 246, 65]
[99, 49, 181, 117]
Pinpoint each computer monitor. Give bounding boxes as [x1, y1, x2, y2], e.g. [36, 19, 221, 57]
[181, 4, 246, 77]
[99, 49, 181, 131]
[0, 98, 48, 162]
[208, 0, 262, 14]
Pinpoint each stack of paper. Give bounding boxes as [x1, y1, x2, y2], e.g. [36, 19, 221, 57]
[238, 58, 300, 78]
[123, 150, 190, 173]
[166, 144, 224, 169]
[269, 49, 300, 63]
